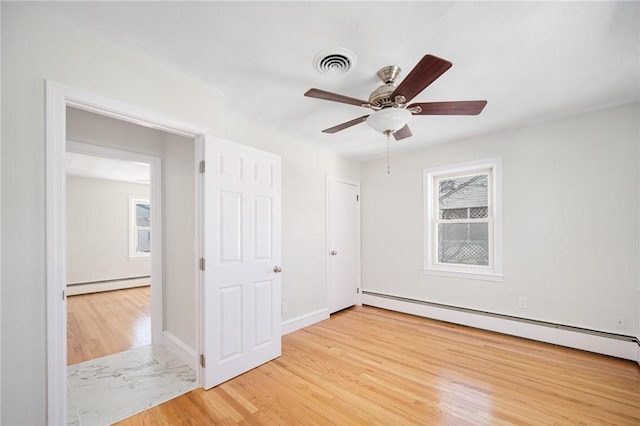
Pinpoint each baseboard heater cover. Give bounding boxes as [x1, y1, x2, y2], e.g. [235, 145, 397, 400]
[66, 276, 151, 296]
[68, 275, 151, 286]
[362, 291, 638, 360]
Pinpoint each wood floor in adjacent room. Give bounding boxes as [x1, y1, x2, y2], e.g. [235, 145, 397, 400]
[67, 286, 151, 365]
[117, 305, 640, 425]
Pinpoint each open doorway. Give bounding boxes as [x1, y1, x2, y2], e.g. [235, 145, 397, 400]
[64, 108, 198, 424]
[66, 151, 153, 365]
[46, 82, 210, 425]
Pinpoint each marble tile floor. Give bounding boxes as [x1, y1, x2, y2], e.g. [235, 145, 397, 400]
[68, 344, 196, 426]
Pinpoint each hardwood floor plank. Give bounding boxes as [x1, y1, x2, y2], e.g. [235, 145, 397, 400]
[67, 286, 151, 365]
[116, 306, 640, 425]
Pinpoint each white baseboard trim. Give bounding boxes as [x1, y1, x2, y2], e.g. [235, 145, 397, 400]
[66, 277, 150, 296]
[163, 330, 198, 372]
[362, 293, 638, 362]
[281, 308, 329, 335]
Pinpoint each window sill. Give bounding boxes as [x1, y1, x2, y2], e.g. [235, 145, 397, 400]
[129, 255, 151, 261]
[423, 267, 503, 282]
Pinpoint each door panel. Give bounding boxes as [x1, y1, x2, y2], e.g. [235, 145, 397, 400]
[203, 136, 281, 388]
[253, 162, 273, 185]
[253, 280, 273, 347]
[219, 153, 242, 179]
[219, 285, 243, 360]
[254, 196, 272, 260]
[219, 191, 242, 263]
[328, 178, 360, 314]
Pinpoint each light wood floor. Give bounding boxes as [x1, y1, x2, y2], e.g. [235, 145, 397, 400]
[116, 305, 640, 425]
[67, 286, 151, 365]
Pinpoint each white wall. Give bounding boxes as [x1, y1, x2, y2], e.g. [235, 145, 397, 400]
[67, 107, 197, 349]
[1, 4, 361, 423]
[66, 175, 151, 285]
[361, 102, 640, 337]
[162, 132, 196, 347]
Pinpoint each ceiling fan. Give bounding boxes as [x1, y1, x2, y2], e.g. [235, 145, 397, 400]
[304, 54, 487, 141]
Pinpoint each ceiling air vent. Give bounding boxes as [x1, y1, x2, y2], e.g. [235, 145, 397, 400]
[313, 48, 357, 75]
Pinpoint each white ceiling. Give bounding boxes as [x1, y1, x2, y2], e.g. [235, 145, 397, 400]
[42, 1, 639, 160]
[66, 152, 150, 184]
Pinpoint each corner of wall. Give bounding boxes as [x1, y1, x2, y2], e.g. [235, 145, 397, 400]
[282, 308, 329, 336]
[163, 331, 198, 372]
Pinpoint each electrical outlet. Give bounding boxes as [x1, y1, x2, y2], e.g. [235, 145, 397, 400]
[615, 316, 626, 330]
[518, 296, 528, 309]
[281, 302, 288, 314]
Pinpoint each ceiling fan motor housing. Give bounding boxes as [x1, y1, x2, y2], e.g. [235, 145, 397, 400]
[369, 65, 404, 109]
[377, 65, 401, 84]
[368, 84, 396, 108]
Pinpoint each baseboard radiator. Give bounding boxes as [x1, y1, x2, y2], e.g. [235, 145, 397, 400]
[361, 290, 639, 362]
[67, 276, 150, 296]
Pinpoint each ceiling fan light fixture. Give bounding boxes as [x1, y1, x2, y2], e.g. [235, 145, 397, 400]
[305, 54, 486, 141]
[366, 107, 411, 134]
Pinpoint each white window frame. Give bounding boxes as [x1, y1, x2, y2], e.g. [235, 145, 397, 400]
[129, 197, 151, 259]
[423, 158, 503, 281]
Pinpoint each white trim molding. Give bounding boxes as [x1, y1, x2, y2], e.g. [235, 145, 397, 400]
[362, 292, 638, 362]
[46, 81, 209, 426]
[281, 308, 329, 336]
[45, 81, 69, 426]
[163, 331, 199, 372]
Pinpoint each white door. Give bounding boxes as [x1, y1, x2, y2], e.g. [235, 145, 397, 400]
[327, 177, 360, 314]
[203, 136, 281, 388]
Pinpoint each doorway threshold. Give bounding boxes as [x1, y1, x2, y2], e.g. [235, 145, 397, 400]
[68, 344, 196, 425]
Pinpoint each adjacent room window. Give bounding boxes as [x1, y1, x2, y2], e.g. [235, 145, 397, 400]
[424, 159, 502, 281]
[130, 198, 151, 258]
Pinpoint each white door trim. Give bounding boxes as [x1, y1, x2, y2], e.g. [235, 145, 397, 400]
[46, 81, 209, 425]
[66, 141, 163, 344]
[325, 175, 361, 311]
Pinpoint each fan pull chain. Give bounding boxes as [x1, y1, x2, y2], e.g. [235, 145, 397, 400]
[386, 130, 391, 174]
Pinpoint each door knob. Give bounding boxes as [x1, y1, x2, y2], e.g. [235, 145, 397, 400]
[273, 266, 282, 273]
[330, 250, 337, 256]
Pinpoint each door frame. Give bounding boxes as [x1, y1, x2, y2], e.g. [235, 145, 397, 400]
[325, 175, 361, 312]
[66, 141, 163, 343]
[46, 81, 208, 425]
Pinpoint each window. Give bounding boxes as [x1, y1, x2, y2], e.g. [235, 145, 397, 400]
[424, 159, 502, 281]
[130, 198, 151, 258]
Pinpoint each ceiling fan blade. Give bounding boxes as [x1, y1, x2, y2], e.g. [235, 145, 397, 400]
[322, 115, 369, 134]
[408, 100, 488, 115]
[390, 55, 452, 103]
[393, 124, 412, 141]
[305, 88, 369, 107]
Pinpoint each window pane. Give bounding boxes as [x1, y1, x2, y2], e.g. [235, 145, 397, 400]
[469, 207, 488, 219]
[136, 203, 150, 226]
[439, 175, 488, 217]
[137, 230, 151, 253]
[440, 208, 468, 220]
[438, 223, 488, 266]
